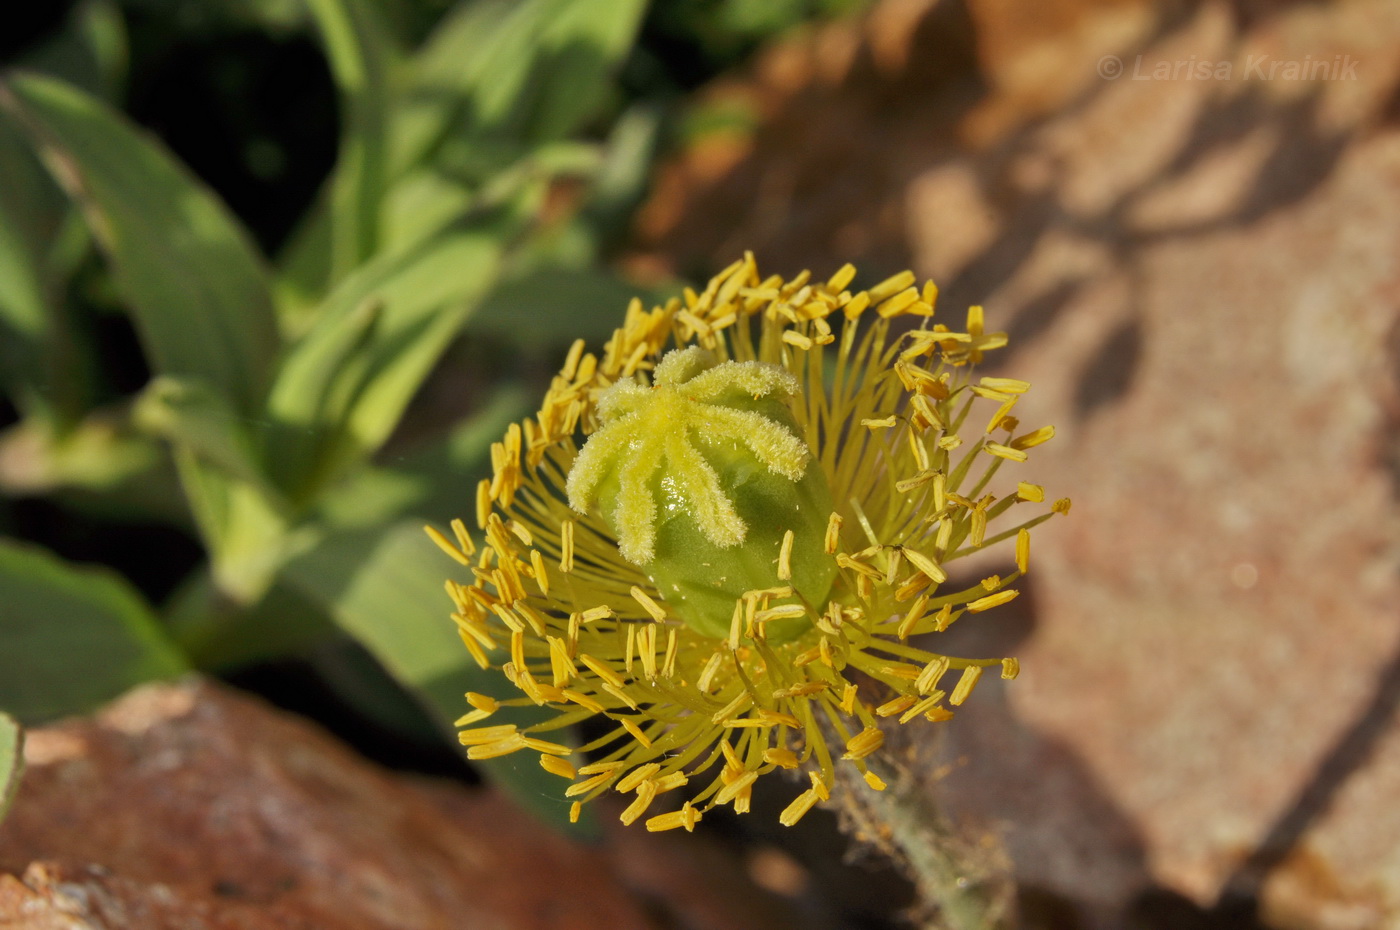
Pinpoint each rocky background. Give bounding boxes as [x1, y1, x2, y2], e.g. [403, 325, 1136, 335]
[633, 0, 1400, 926]
[0, 679, 819, 930]
[5, 0, 1400, 928]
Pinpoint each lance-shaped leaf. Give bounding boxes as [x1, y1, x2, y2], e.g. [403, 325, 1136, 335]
[0, 72, 280, 417]
[0, 538, 188, 723]
[400, 0, 648, 166]
[267, 218, 505, 505]
[307, 0, 395, 282]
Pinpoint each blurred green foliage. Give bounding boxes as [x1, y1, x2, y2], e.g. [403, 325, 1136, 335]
[0, 712, 20, 826]
[0, 0, 866, 831]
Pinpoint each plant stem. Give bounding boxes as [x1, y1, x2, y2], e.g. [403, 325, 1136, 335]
[839, 757, 1016, 930]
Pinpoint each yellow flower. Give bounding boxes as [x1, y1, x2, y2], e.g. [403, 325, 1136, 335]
[427, 255, 1067, 831]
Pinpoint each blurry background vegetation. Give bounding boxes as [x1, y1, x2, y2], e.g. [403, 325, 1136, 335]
[0, 0, 867, 828]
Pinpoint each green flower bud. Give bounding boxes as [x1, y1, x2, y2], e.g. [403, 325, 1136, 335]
[566, 347, 836, 641]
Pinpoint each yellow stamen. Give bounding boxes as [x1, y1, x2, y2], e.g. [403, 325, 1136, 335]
[824, 513, 843, 554]
[646, 804, 702, 832]
[560, 520, 575, 572]
[616, 763, 661, 793]
[902, 548, 947, 585]
[949, 666, 984, 705]
[425, 525, 470, 566]
[631, 586, 668, 622]
[967, 590, 1019, 612]
[1010, 425, 1055, 450]
[764, 748, 800, 768]
[540, 754, 577, 779]
[439, 257, 1064, 828]
[779, 789, 820, 827]
[842, 727, 885, 761]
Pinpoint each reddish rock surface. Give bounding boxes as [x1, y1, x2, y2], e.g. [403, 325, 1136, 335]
[0, 679, 795, 930]
[633, 0, 1400, 927]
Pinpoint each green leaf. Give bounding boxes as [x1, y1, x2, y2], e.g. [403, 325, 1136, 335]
[281, 0, 648, 311]
[281, 519, 581, 831]
[0, 115, 58, 352]
[0, 102, 74, 419]
[0, 538, 188, 724]
[165, 567, 336, 671]
[172, 450, 291, 604]
[378, 166, 477, 257]
[308, 0, 396, 283]
[471, 267, 667, 348]
[132, 376, 295, 602]
[0, 72, 280, 418]
[515, 0, 650, 145]
[397, 0, 647, 168]
[133, 376, 277, 501]
[171, 385, 531, 669]
[169, 385, 528, 670]
[272, 187, 335, 327]
[318, 382, 531, 529]
[390, 0, 518, 171]
[0, 712, 21, 828]
[267, 218, 506, 504]
[283, 521, 471, 712]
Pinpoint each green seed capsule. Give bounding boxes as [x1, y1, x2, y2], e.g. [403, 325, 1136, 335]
[566, 347, 836, 641]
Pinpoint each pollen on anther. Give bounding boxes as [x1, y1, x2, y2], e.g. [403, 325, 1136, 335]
[475, 479, 492, 529]
[967, 590, 1018, 612]
[1011, 425, 1056, 450]
[425, 525, 471, 566]
[559, 520, 575, 573]
[824, 513, 843, 554]
[764, 747, 800, 768]
[646, 804, 702, 833]
[842, 728, 884, 761]
[698, 650, 725, 693]
[949, 666, 984, 705]
[902, 548, 947, 585]
[631, 586, 668, 622]
[1017, 482, 1044, 502]
[827, 262, 857, 292]
[530, 550, 550, 595]
[617, 763, 661, 793]
[986, 442, 1029, 462]
[779, 789, 820, 827]
[619, 716, 652, 747]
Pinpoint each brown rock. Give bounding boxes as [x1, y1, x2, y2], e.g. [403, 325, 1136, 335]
[0, 861, 310, 930]
[631, 0, 1400, 927]
[0, 679, 660, 930]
